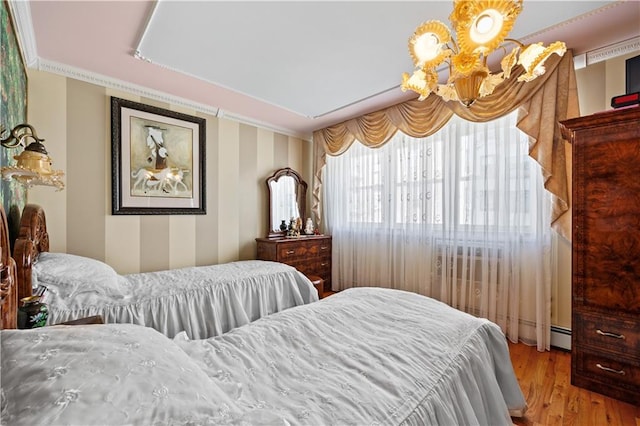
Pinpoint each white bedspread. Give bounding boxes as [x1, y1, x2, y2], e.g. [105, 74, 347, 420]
[176, 287, 527, 425]
[1, 324, 240, 426]
[1, 288, 527, 426]
[42, 260, 317, 339]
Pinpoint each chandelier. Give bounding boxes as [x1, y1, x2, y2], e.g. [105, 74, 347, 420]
[401, 0, 566, 107]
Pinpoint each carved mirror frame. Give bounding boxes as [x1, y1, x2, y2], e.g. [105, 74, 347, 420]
[266, 168, 307, 238]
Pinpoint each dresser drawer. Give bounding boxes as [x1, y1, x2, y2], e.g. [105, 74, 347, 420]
[256, 236, 332, 292]
[574, 312, 640, 356]
[277, 240, 331, 261]
[573, 349, 640, 405]
[292, 259, 330, 277]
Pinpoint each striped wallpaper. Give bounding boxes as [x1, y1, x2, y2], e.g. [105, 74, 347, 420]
[26, 70, 313, 274]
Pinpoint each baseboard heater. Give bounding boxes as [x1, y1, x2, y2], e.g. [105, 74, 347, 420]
[551, 326, 571, 351]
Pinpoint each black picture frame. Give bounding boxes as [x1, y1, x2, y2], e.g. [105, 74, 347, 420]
[111, 97, 206, 215]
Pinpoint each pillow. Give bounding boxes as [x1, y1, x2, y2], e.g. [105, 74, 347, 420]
[0, 324, 241, 425]
[33, 252, 128, 300]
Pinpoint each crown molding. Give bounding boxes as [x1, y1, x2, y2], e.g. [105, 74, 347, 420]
[32, 59, 308, 140]
[36, 59, 221, 115]
[574, 36, 640, 70]
[222, 110, 311, 141]
[586, 36, 640, 66]
[7, 0, 39, 68]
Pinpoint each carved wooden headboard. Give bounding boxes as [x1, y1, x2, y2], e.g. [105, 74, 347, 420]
[0, 204, 18, 329]
[13, 204, 49, 302]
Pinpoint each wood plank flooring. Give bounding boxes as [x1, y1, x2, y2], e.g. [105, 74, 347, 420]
[508, 342, 640, 426]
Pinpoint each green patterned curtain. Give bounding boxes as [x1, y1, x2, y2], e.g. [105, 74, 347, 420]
[0, 0, 28, 249]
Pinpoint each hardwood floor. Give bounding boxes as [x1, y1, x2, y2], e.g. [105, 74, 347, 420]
[508, 342, 640, 426]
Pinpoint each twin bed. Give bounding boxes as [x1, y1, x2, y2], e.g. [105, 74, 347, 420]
[0, 204, 528, 425]
[13, 205, 317, 338]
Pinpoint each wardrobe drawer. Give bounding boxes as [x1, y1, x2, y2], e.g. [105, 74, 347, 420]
[574, 312, 640, 356]
[573, 349, 640, 405]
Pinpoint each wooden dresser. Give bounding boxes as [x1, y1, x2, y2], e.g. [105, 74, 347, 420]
[559, 107, 640, 406]
[256, 235, 332, 293]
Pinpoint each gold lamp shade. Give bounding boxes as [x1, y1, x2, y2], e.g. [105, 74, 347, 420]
[408, 21, 452, 69]
[0, 124, 65, 190]
[402, 68, 439, 101]
[13, 150, 54, 175]
[401, 0, 566, 106]
[517, 41, 567, 82]
[454, 0, 522, 54]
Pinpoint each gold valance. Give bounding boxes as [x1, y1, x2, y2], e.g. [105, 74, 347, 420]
[312, 52, 579, 240]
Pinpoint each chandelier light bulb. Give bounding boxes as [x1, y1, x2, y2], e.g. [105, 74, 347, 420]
[415, 35, 440, 60]
[470, 9, 503, 46]
[476, 14, 494, 34]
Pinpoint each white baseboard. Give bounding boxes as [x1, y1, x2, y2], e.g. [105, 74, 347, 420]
[551, 326, 571, 351]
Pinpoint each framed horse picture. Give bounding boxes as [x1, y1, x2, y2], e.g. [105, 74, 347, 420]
[111, 97, 206, 215]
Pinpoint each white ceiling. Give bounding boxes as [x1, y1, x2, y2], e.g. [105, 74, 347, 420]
[14, 1, 640, 139]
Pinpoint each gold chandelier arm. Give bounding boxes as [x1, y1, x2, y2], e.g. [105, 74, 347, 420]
[502, 38, 525, 48]
[449, 38, 460, 54]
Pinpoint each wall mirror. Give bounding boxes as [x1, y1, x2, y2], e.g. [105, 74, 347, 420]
[266, 168, 307, 238]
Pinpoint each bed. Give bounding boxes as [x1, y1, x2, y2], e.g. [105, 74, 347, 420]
[12, 204, 318, 338]
[0, 203, 528, 426]
[0, 205, 18, 330]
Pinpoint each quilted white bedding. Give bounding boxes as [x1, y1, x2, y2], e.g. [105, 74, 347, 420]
[1, 287, 526, 426]
[36, 254, 317, 338]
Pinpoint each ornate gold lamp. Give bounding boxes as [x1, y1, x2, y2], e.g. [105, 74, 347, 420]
[1, 124, 65, 190]
[401, 0, 566, 106]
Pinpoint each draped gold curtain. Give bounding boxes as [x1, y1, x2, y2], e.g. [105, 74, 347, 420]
[312, 52, 579, 240]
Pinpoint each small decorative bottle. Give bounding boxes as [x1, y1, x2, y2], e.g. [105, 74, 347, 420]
[17, 295, 49, 329]
[280, 220, 287, 231]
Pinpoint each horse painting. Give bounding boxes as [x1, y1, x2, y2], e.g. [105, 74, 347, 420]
[131, 167, 190, 197]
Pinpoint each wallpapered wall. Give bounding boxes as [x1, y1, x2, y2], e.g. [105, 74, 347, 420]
[26, 70, 312, 274]
[0, 1, 27, 246]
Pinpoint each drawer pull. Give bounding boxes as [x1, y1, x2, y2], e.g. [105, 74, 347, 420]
[321, 263, 328, 267]
[320, 246, 328, 250]
[596, 363, 625, 375]
[596, 329, 625, 340]
[286, 250, 295, 255]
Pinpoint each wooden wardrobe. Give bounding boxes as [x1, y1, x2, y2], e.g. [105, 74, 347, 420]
[559, 106, 640, 406]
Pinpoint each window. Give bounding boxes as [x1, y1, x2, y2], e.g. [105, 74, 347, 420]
[325, 111, 540, 235]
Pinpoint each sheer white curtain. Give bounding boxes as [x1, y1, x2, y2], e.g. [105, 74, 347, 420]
[324, 111, 552, 350]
